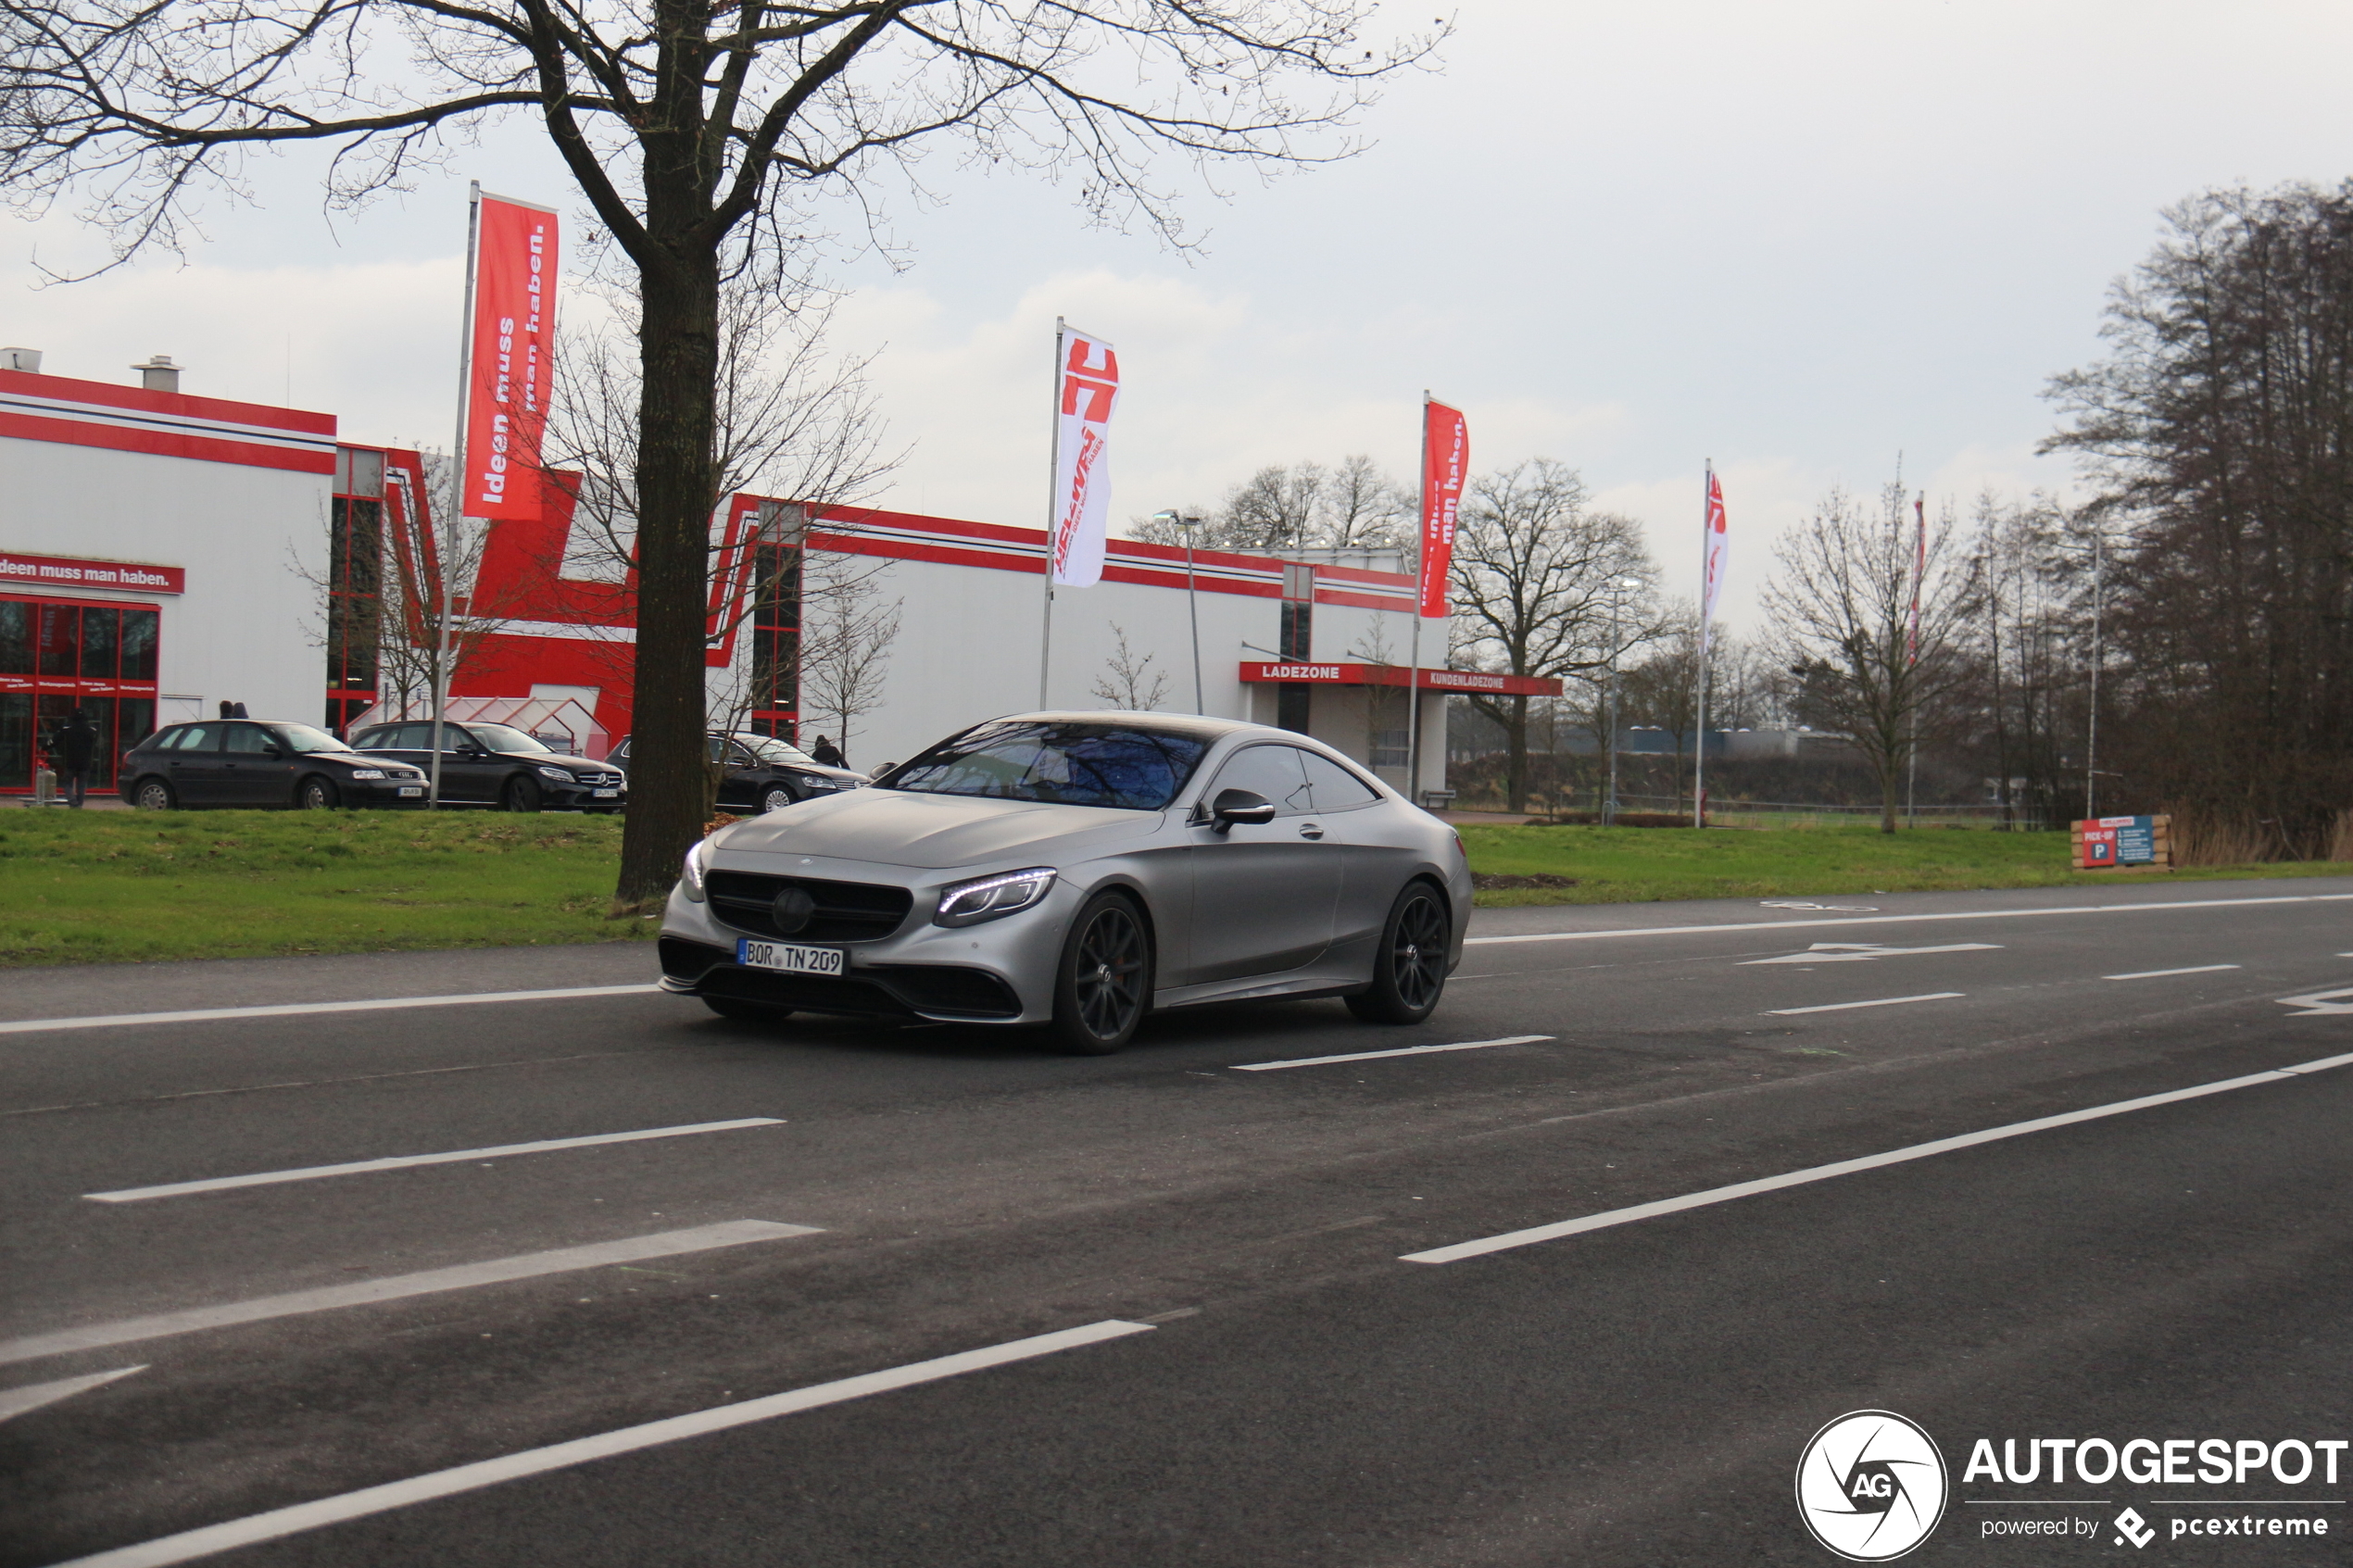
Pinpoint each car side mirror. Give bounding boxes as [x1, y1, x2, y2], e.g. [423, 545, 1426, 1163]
[262, 744, 284, 759]
[1211, 788, 1277, 832]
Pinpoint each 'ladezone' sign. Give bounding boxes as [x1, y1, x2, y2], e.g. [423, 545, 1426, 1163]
[0, 550, 185, 595]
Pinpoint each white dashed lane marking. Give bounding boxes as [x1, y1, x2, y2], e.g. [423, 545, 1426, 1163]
[83, 1118, 786, 1203]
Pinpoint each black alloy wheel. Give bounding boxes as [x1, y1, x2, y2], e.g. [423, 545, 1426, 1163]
[501, 774, 541, 812]
[1346, 882, 1451, 1024]
[702, 996, 795, 1022]
[1050, 893, 1151, 1054]
[296, 775, 339, 810]
[133, 778, 174, 811]
[760, 784, 794, 813]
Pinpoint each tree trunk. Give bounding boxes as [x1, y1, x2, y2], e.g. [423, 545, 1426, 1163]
[614, 245, 722, 904]
[1504, 692, 1529, 812]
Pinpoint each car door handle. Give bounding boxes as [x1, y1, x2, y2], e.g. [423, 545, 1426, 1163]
[1299, 822, 1325, 840]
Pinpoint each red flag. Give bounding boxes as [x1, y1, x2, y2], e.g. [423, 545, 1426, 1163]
[463, 193, 560, 520]
[1418, 399, 1467, 619]
[1700, 468, 1728, 655]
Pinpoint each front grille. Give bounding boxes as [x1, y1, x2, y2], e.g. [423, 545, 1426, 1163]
[705, 870, 913, 943]
[701, 966, 916, 1018]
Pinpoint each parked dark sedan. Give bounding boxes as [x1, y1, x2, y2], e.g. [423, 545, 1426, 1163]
[120, 720, 432, 810]
[346, 720, 627, 811]
[610, 732, 868, 814]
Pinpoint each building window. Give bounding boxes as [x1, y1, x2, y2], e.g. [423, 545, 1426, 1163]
[326, 445, 386, 733]
[0, 596, 160, 791]
[1277, 561, 1314, 733]
[748, 522, 800, 740]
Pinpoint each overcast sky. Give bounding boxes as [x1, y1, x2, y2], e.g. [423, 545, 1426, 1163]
[11, 2, 2353, 634]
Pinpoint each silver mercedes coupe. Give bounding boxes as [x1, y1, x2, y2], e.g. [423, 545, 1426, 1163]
[656, 711, 1473, 1052]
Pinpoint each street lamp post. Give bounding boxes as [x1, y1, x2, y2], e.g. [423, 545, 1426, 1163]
[1152, 509, 1207, 715]
[1604, 575, 1643, 826]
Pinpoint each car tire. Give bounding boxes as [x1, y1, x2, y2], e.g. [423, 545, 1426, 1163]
[760, 785, 794, 814]
[1048, 892, 1152, 1055]
[702, 996, 794, 1022]
[296, 775, 340, 810]
[1345, 880, 1451, 1025]
[133, 778, 175, 811]
[501, 774, 541, 812]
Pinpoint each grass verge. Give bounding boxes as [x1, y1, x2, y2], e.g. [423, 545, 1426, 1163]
[1461, 822, 2353, 907]
[0, 809, 648, 968]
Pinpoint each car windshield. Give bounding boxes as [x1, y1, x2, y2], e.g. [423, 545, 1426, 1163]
[886, 721, 1211, 810]
[273, 723, 356, 754]
[741, 735, 822, 767]
[467, 723, 554, 755]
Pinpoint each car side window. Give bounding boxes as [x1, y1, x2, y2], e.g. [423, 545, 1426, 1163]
[1299, 749, 1380, 810]
[441, 726, 476, 753]
[1207, 744, 1314, 817]
[223, 723, 273, 755]
[728, 744, 758, 767]
[170, 723, 220, 753]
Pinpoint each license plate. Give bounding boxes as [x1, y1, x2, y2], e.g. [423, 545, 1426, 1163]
[736, 939, 844, 977]
[398, 786, 424, 797]
[593, 788, 619, 798]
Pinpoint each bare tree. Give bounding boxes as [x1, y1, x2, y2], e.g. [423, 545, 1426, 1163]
[4, 2, 1441, 898]
[2045, 182, 2353, 849]
[1132, 453, 1410, 556]
[797, 558, 900, 768]
[1089, 623, 1170, 711]
[1762, 481, 1975, 833]
[1347, 613, 1412, 780]
[1448, 458, 1657, 811]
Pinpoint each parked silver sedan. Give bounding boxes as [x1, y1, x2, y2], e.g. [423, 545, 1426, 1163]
[657, 711, 1472, 1052]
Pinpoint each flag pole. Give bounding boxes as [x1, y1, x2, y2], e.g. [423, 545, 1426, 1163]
[430, 181, 482, 811]
[1404, 393, 1428, 805]
[1693, 459, 1710, 829]
[1038, 318, 1064, 710]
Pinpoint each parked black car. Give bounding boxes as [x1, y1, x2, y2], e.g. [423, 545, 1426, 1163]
[119, 720, 432, 810]
[610, 732, 868, 814]
[346, 720, 627, 812]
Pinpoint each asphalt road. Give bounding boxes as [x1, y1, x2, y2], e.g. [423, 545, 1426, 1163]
[6, 877, 2353, 1566]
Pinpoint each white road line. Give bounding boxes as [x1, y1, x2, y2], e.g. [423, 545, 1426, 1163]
[1231, 1035, 1554, 1072]
[1401, 1047, 2353, 1264]
[1763, 993, 1964, 1016]
[50, 1320, 1152, 1568]
[0, 1221, 818, 1366]
[84, 1118, 786, 1203]
[1466, 892, 2353, 947]
[0, 984, 661, 1038]
[0, 1365, 145, 1424]
[2104, 964, 2243, 981]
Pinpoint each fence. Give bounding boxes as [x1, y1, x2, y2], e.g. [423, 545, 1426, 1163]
[1511, 792, 2054, 831]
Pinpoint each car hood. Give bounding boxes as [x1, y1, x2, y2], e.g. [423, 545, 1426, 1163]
[712, 788, 1161, 870]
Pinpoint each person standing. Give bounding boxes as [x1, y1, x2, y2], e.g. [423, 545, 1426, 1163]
[52, 707, 97, 809]
[811, 734, 846, 769]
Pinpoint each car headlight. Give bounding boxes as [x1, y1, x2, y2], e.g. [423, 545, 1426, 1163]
[347, 769, 386, 780]
[791, 771, 837, 790]
[681, 838, 712, 902]
[536, 765, 576, 784]
[934, 867, 1057, 927]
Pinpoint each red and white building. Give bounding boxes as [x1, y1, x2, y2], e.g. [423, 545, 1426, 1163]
[3, 346, 1557, 797]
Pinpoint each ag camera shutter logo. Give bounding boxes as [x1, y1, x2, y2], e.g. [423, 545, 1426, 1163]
[1795, 1410, 1949, 1561]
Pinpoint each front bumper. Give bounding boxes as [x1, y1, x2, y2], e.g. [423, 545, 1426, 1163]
[658, 860, 1075, 1024]
[343, 778, 432, 809]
